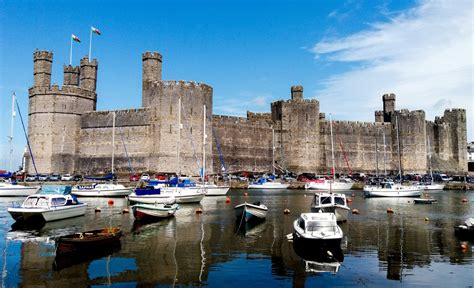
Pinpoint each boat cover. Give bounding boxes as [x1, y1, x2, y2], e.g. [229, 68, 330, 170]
[39, 185, 72, 195]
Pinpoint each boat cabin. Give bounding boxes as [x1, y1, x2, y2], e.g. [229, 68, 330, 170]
[296, 213, 339, 234]
[312, 193, 347, 207]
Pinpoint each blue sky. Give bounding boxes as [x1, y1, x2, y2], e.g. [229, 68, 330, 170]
[0, 0, 472, 170]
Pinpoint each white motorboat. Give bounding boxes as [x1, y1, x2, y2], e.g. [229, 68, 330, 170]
[71, 183, 131, 197]
[248, 177, 290, 189]
[234, 201, 268, 222]
[293, 213, 343, 246]
[363, 181, 422, 197]
[310, 192, 350, 222]
[131, 203, 179, 221]
[0, 181, 40, 197]
[7, 185, 87, 222]
[198, 182, 230, 196]
[305, 179, 353, 191]
[129, 184, 204, 204]
[454, 217, 474, 239]
[416, 182, 445, 191]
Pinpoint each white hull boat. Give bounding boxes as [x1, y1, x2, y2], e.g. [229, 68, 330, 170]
[8, 186, 87, 222]
[248, 181, 290, 189]
[129, 186, 205, 204]
[132, 203, 179, 221]
[234, 202, 268, 222]
[198, 183, 230, 196]
[293, 213, 343, 246]
[305, 180, 353, 191]
[310, 192, 350, 222]
[363, 182, 421, 197]
[0, 182, 40, 196]
[416, 183, 445, 191]
[71, 183, 131, 197]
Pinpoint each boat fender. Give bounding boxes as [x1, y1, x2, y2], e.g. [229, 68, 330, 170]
[352, 209, 360, 215]
[79, 233, 84, 239]
[283, 208, 290, 214]
[387, 208, 394, 214]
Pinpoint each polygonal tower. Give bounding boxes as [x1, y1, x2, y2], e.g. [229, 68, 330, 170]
[27, 51, 98, 174]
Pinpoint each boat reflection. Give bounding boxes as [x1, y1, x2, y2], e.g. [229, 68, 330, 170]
[292, 239, 344, 274]
[235, 218, 266, 237]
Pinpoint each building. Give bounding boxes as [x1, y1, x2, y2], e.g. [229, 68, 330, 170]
[25, 50, 468, 176]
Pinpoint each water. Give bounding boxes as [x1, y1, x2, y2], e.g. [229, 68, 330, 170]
[0, 190, 473, 287]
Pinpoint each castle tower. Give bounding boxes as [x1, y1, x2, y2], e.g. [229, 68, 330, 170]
[142, 52, 163, 106]
[63, 65, 80, 86]
[27, 51, 98, 174]
[80, 57, 98, 91]
[33, 50, 53, 87]
[383, 93, 396, 122]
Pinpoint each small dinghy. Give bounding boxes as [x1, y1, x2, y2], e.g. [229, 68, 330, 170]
[131, 203, 179, 221]
[414, 198, 438, 204]
[56, 227, 123, 255]
[234, 201, 268, 222]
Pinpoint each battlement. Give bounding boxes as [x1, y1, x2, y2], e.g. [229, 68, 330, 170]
[212, 114, 249, 124]
[290, 85, 304, 101]
[64, 65, 80, 73]
[29, 85, 96, 100]
[382, 93, 396, 101]
[80, 57, 98, 66]
[33, 50, 53, 61]
[247, 111, 272, 122]
[151, 80, 213, 92]
[142, 51, 163, 61]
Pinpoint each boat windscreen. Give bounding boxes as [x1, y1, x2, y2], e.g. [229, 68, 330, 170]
[39, 185, 72, 195]
[334, 197, 345, 205]
[306, 222, 335, 232]
[321, 197, 332, 204]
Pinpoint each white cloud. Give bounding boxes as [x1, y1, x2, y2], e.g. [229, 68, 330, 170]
[311, 0, 473, 139]
[214, 92, 272, 116]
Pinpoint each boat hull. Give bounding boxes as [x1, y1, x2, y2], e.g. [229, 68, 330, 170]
[247, 183, 290, 189]
[311, 206, 349, 222]
[204, 186, 230, 196]
[56, 228, 122, 255]
[71, 188, 131, 197]
[363, 189, 422, 197]
[0, 185, 40, 197]
[129, 188, 204, 204]
[235, 203, 268, 222]
[8, 203, 87, 222]
[132, 204, 178, 221]
[293, 231, 342, 249]
[305, 181, 353, 191]
[417, 184, 445, 191]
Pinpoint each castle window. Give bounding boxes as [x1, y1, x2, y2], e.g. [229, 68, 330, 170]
[191, 107, 193, 115]
[170, 105, 172, 115]
[170, 124, 172, 133]
[190, 127, 193, 134]
[306, 114, 308, 122]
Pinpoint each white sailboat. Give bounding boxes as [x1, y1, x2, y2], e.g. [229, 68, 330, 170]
[364, 115, 421, 197]
[248, 127, 290, 189]
[198, 104, 230, 196]
[305, 114, 353, 191]
[417, 138, 444, 191]
[72, 112, 131, 197]
[0, 92, 40, 197]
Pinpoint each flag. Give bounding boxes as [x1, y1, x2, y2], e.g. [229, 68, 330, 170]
[72, 34, 81, 43]
[91, 26, 101, 35]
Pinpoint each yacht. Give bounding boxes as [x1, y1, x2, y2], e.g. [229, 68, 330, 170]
[310, 192, 350, 222]
[363, 181, 422, 197]
[128, 178, 205, 204]
[305, 177, 353, 191]
[71, 183, 131, 197]
[248, 176, 290, 189]
[8, 185, 87, 222]
[198, 182, 230, 196]
[0, 181, 40, 197]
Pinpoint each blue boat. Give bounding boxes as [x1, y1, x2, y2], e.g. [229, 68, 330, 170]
[234, 201, 268, 222]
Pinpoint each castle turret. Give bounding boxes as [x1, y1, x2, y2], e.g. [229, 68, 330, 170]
[80, 57, 98, 91]
[375, 110, 384, 122]
[291, 85, 303, 101]
[142, 52, 163, 102]
[383, 93, 396, 122]
[33, 50, 53, 87]
[63, 65, 80, 86]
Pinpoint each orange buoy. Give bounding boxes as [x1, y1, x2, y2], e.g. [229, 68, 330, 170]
[196, 208, 203, 214]
[225, 197, 231, 203]
[108, 199, 114, 205]
[95, 207, 101, 212]
[244, 192, 248, 197]
[461, 198, 468, 203]
[352, 209, 360, 215]
[122, 208, 129, 214]
[351, 193, 355, 197]
[460, 244, 467, 250]
[283, 208, 291, 214]
[347, 198, 353, 203]
[387, 208, 394, 214]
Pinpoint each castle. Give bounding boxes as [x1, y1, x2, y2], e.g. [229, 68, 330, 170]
[26, 50, 468, 176]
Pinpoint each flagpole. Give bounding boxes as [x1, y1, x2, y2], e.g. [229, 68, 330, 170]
[69, 35, 73, 65]
[89, 27, 92, 62]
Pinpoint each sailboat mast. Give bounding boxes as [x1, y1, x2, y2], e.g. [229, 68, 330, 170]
[177, 96, 181, 177]
[111, 111, 116, 174]
[9, 92, 16, 172]
[383, 130, 387, 175]
[395, 115, 402, 180]
[272, 127, 275, 175]
[427, 138, 433, 184]
[375, 133, 379, 177]
[329, 114, 336, 179]
[202, 104, 206, 183]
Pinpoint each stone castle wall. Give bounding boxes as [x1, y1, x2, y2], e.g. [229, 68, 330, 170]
[26, 49, 468, 176]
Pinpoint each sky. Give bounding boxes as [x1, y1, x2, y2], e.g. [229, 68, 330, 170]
[0, 0, 472, 171]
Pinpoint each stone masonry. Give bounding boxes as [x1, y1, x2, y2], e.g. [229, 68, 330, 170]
[25, 50, 468, 176]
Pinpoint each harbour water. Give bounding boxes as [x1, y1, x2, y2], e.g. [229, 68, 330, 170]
[0, 189, 472, 287]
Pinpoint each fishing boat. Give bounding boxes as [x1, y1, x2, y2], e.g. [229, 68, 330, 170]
[132, 203, 179, 221]
[363, 181, 422, 197]
[8, 185, 87, 222]
[71, 183, 131, 197]
[0, 181, 40, 197]
[454, 217, 474, 239]
[55, 227, 122, 255]
[293, 213, 343, 247]
[234, 201, 268, 222]
[248, 176, 290, 189]
[310, 192, 350, 222]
